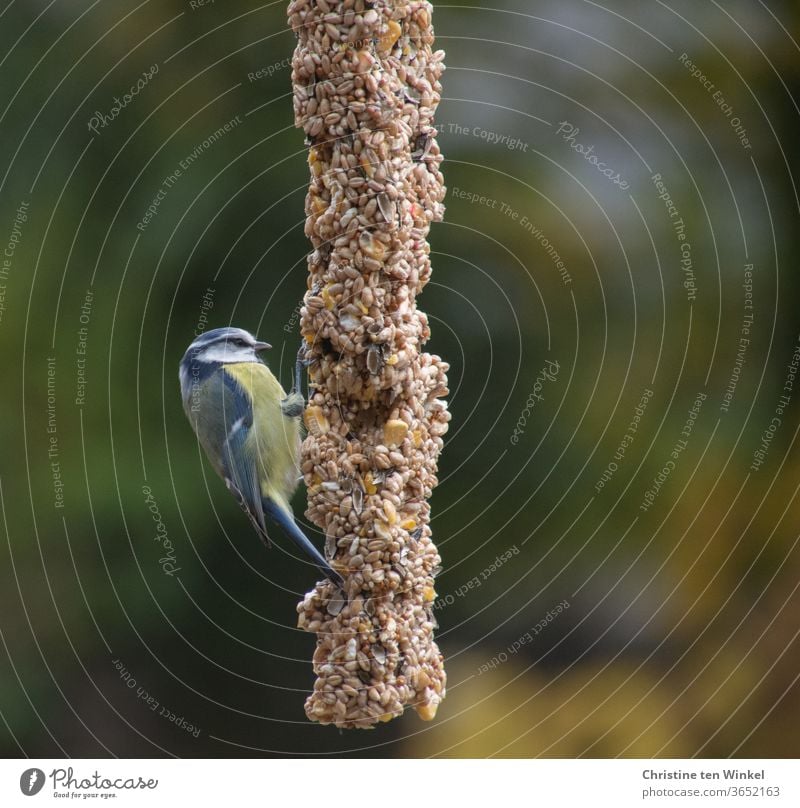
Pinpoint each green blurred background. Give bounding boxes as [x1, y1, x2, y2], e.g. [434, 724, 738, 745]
[2, 0, 800, 757]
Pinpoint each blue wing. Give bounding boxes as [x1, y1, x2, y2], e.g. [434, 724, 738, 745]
[192, 368, 270, 546]
[220, 371, 271, 545]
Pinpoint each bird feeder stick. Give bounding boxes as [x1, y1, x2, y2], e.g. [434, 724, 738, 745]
[289, 0, 450, 728]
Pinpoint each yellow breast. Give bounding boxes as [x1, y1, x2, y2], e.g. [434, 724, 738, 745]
[224, 362, 301, 509]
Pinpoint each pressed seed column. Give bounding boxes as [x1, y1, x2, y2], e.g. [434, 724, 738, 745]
[288, 0, 450, 728]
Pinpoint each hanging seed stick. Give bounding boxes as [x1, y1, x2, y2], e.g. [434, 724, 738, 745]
[289, 0, 450, 728]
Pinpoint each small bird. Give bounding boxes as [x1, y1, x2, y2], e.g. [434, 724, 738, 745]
[179, 326, 342, 585]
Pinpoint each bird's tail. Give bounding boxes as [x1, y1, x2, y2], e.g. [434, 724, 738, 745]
[263, 498, 343, 586]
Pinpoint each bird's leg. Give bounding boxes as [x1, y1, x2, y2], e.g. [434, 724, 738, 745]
[281, 343, 308, 419]
[293, 343, 305, 398]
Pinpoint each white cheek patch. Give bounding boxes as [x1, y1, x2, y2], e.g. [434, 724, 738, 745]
[202, 344, 254, 363]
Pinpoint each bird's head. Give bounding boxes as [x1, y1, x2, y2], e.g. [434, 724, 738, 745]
[179, 327, 270, 401]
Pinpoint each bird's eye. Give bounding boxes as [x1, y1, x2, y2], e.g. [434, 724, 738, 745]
[234, 338, 247, 347]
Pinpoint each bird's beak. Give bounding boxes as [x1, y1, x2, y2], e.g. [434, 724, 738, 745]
[254, 341, 271, 352]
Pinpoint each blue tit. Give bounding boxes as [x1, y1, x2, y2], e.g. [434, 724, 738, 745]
[178, 326, 342, 586]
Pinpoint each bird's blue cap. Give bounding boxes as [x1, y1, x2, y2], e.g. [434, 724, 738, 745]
[190, 327, 254, 349]
[181, 327, 270, 361]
